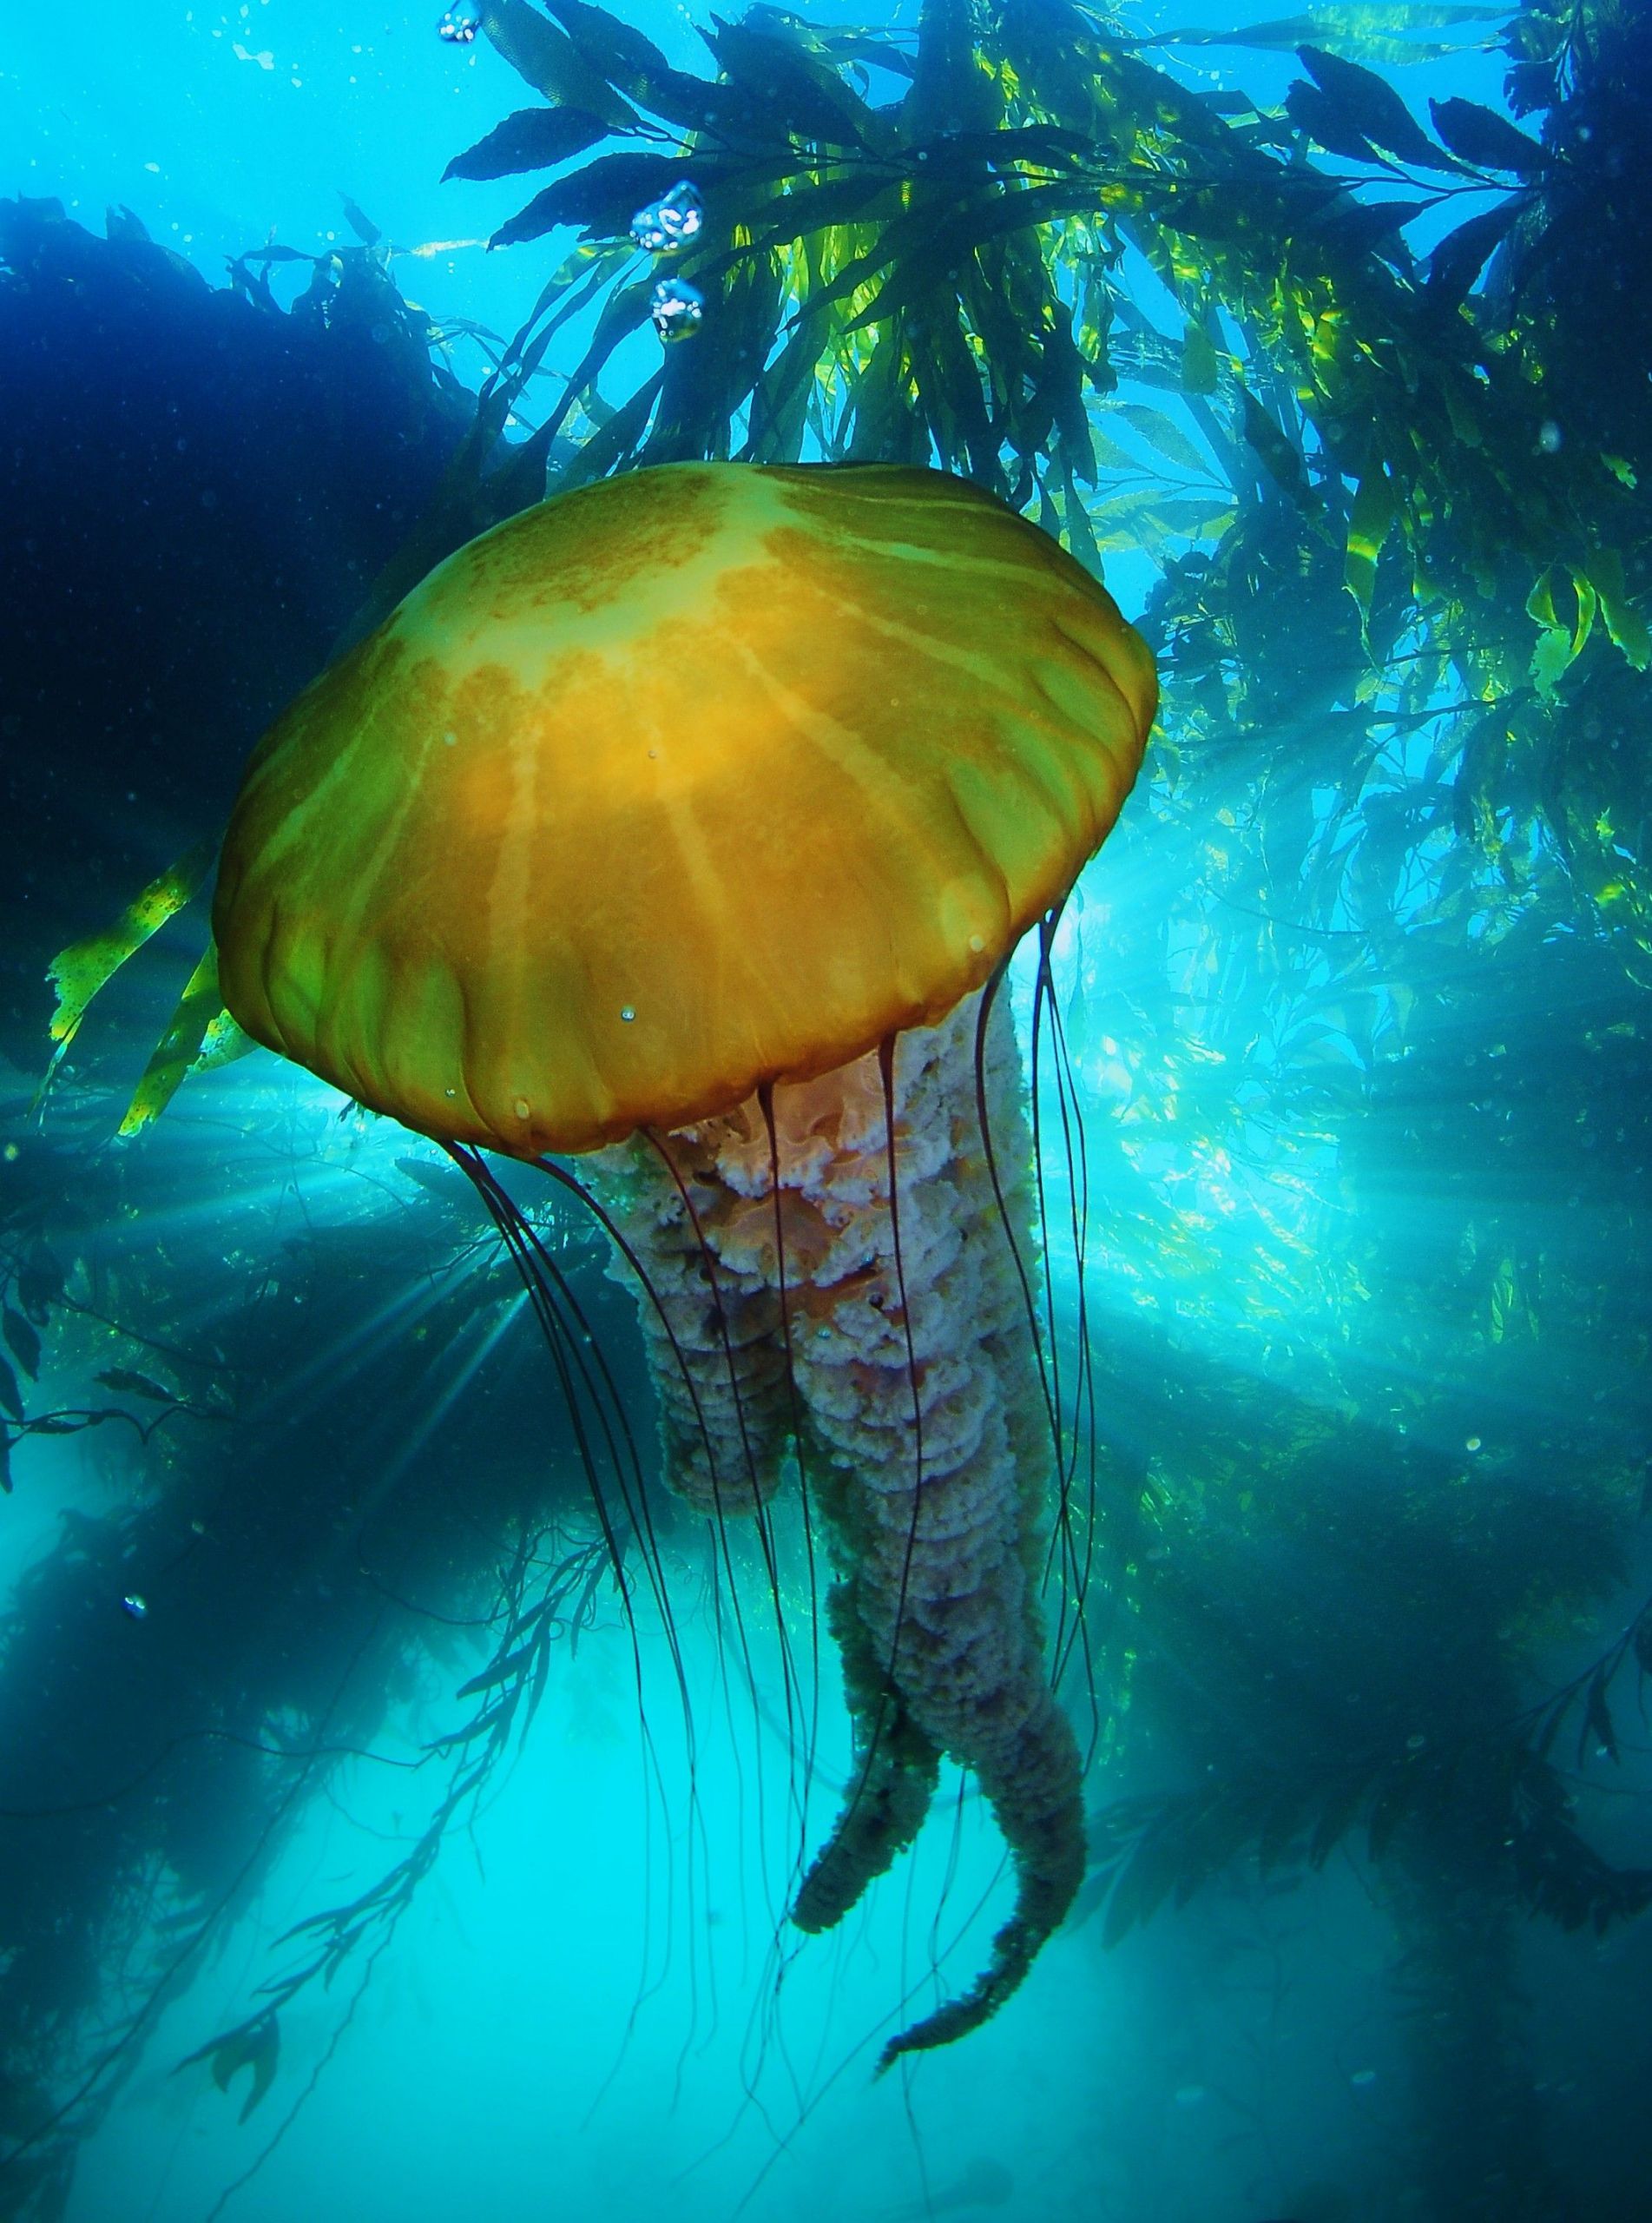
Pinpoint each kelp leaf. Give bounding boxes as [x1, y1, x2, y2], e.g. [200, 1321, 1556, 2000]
[16, 1252, 65, 1326]
[338, 195, 383, 247]
[2, 1308, 41, 1382]
[482, 0, 639, 128]
[1141, 7, 1507, 61]
[117, 941, 223, 1138]
[45, 839, 215, 1053]
[1580, 548, 1652, 671]
[1238, 386, 1316, 506]
[537, 0, 781, 139]
[1526, 564, 1597, 697]
[1083, 489, 1237, 548]
[1114, 402, 1210, 475]
[701, 16, 874, 147]
[1181, 320, 1221, 394]
[1427, 96, 1548, 172]
[1424, 195, 1522, 307]
[456, 1645, 535, 1699]
[444, 106, 611, 183]
[1284, 79, 1379, 162]
[544, 0, 675, 90]
[1314, 195, 1431, 256]
[741, 170, 905, 252]
[96, 1368, 175, 1404]
[840, 183, 1088, 334]
[1297, 43, 1457, 168]
[1580, 1668, 1618, 1765]
[492, 151, 750, 247]
[205, 2017, 280, 2126]
[1344, 465, 1397, 619]
[194, 1006, 257, 1074]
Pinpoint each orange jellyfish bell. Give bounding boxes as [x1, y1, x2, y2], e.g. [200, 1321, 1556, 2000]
[213, 459, 1156, 2070]
[213, 462, 1155, 1156]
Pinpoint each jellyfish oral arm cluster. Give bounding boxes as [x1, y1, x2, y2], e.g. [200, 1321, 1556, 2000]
[211, 459, 1155, 2064]
[589, 987, 1081, 2066]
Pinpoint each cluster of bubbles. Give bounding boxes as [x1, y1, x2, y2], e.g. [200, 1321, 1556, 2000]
[648, 278, 705, 344]
[630, 180, 704, 254]
[629, 181, 707, 345]
[437, 2, 482, 43]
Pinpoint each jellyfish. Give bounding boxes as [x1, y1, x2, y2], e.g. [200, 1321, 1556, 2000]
[211, 462, 1155, 2066]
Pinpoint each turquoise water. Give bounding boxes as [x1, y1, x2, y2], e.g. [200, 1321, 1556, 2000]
[3, 4, 1650, 2221]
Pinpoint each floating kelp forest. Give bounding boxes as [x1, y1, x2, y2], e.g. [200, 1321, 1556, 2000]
[1, 0, 1649, 2218]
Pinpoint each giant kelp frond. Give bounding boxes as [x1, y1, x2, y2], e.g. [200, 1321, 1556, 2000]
[1088, 1581, 1652, 1945]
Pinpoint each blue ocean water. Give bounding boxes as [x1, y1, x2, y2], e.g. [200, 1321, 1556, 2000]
[3, 4, 1649, 2222]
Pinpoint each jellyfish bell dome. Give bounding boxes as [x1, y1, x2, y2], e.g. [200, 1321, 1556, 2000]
[213, 462, 1155, 1158]
[212, 459, 1155, 2068]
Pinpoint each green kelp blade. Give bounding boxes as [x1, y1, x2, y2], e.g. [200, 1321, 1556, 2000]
[117, 939, 248, 1138]
[1138, 5, 1508, 64]
[46, 839, 215, 1052]
[1581, 548, 1652, 671]
[194, 1004, 257, 1073]
[1344, 465, 1398, 626]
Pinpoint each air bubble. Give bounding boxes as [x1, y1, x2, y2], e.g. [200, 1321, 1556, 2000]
[513, 1098, 530, 1119]
[649, 277, 704, 344]
[437, 2, 480, 41]
[630, 180, 704, 254]
[620, 1006, 635, 1023]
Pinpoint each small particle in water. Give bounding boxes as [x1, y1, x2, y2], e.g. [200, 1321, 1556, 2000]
[437, 2, 481, 41]
[620, 1006, 635, 1023]
[630, 180, 704, 254]
[1537, 419, 1563, 453]
[815, 1326, 832, 1341]
[443, 729, 457, 747]
[1406, 1732, 1427, 1751]
[1465, 1435, 1482, 1451]
[513, 1098, 530, 1119]
[1173, 2084, 1206, 2108]
[189, 1519, 206, 1536]
[649, 277, 704, 343]
[1350, 2068, 1378, 2088]
[122, 1594, 148, 1621]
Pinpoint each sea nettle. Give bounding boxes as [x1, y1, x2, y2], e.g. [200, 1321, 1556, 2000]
[213, 460, 1155, 2065]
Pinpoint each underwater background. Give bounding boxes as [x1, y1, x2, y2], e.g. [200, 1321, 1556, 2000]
[3, 2, 1650, 2220]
